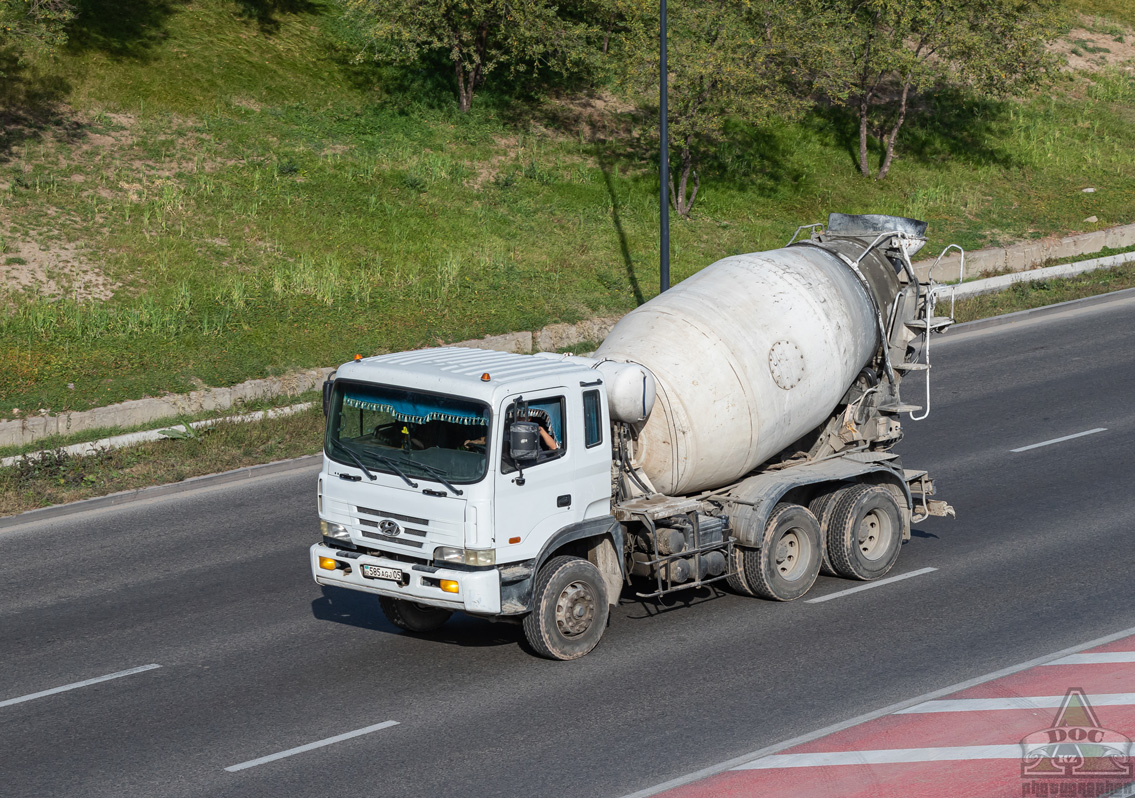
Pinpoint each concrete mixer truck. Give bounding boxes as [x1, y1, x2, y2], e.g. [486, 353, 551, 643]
[310, 213, 957, 659]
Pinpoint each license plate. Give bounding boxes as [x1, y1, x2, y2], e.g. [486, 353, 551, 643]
[361, 564, 404, 583]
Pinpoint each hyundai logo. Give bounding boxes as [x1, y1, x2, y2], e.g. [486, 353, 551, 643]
[378, 520, 402, 537]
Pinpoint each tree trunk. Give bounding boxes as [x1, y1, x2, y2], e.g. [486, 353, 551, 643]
[453, 21, 490, 113]
[858, 99, 871, 177]
[668, 143, 699, 218]
[876, 76, 912, 180]
[455, 60, 473, 113]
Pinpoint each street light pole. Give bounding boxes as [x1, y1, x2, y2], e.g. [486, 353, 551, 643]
[659, 0, 670, 293]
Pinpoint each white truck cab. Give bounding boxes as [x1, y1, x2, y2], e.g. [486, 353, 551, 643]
[311, 348, 621, 656]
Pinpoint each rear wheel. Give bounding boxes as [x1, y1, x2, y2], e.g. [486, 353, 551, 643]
[523, 556, 609, 660]
[808, 490, 840, 577]
[379, 597, 453, 633]
[827, 484, 903, 581]
[739, 503, 822, 601]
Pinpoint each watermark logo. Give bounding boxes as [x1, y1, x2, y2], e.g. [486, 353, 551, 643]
[1020, 688, 1133, 797]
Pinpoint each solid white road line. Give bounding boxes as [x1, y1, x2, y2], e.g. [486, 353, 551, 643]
[806, 567, 938, 604]
[735, 745, 1026, 769]
[617, 622, 1135, 798]
[0, 664, 162, 709]
[225, 720, 399, 772]
[1044, 652, 1135, 666]
[1011, 427, 1106, 453]
[897, 693, 1135, 714]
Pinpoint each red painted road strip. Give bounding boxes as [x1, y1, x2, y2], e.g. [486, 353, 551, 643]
[648, 634, 1135, 798]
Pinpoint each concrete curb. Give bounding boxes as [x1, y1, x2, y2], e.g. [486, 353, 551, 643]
[933, 250, 1135, 300]
[941, 286, 1135, 336]
[0, 454, 322, 531]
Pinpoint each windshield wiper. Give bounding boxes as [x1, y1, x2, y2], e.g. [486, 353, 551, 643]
[332, 440, 376, 481]
[367, 453, 420, 489]
[402, 461, 464, 496]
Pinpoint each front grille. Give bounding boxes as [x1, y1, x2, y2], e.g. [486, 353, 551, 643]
[361, 529, 424, 548]
[356, 506, 430, 526]
[358, 518, 427, 537]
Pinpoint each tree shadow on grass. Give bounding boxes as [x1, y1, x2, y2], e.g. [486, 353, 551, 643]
[0, 53, 82, 163]
[806, 87, 1019, 177]
[233, 0, 319, 35]
[66, 0, 187, 60]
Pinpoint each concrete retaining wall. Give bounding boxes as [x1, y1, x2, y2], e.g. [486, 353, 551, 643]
[911, 222, 1135, 283]
[7, 222, 1133, 451]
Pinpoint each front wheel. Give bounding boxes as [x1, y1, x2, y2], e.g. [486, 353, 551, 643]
[379, 597, 453, 633]
[523, 556, 609, 661]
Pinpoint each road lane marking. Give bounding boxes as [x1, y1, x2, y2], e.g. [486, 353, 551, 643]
[734, 744, 1026, 769]
[805, 567, 937, 604]
[1011, 427, 1106, 452]
[1043, 652, 1135, 666]
[0, 664, 162, 709]
[897, 693, 1135, 713]
[617, 622, 1135, 798]
[225, 720, 399, 772]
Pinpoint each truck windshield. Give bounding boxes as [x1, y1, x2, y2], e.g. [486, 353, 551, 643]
[326, 382, 491, 485]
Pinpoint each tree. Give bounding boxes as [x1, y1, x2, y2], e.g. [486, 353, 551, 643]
[339, 0, 593, 113]
[620, 0, 807, 217]
[0, 0, 74, 74]
[811, 0, 1064, 179]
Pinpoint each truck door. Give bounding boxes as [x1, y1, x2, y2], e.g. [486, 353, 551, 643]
[494, 392, 580, 555]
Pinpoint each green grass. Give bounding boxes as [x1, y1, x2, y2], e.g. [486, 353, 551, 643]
[2, 0, 1134, 423]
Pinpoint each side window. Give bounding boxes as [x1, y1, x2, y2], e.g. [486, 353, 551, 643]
[501, 396, 566, 474]
[583, 390, 603, 448]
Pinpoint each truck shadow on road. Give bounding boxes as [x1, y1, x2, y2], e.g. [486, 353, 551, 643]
[311, 586, 524, 649]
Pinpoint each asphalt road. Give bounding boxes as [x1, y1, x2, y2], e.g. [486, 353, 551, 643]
[2, 293, 1134, 798]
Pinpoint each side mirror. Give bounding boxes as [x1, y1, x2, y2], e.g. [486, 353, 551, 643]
[322, 380, 333, 417]
[509, 421, 540, 462]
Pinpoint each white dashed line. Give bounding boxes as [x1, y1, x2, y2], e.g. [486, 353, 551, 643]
[806, 567, 938, 604]
[225, 720, 400, 772]
[0, 664, 162, 709]
[1011, 427, 1106, 452]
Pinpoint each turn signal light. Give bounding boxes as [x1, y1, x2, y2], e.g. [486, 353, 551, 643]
[481, 373, 491, 381]
[440, 580, 460, 594]
[318, 557, 338, 571]
[509, 537, 520, 544]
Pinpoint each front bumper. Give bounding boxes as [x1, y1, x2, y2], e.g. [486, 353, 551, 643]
[310, 543, 502, 615]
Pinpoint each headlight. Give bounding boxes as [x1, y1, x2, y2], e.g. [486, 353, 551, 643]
[320, 520, 351, 542]
[434, 546, 495, 566]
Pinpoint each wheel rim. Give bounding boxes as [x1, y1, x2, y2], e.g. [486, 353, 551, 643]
[775, 529, 808, 581]
[857, 509, 895, 561]
[554, 580, 596, 637]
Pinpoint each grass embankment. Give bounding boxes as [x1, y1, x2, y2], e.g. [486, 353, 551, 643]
[1, 1, 1134, 422]
[0, 403, 324, 517]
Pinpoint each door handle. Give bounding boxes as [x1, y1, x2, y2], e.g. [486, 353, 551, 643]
[557, 495, 571, 507]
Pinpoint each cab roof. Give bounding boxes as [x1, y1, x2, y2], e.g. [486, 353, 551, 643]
[333, 347, 598, 403]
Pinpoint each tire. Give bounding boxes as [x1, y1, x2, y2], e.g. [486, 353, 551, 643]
[379, 597, 453, 633]
[726, 545, 757, 597]
[826, 484, 903, 581]
[739, 503, 822, 601]
[808, 490, 840, 577]
[523, 556, 609, 661]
